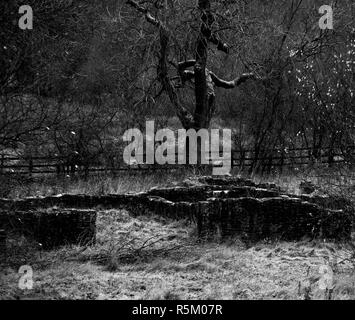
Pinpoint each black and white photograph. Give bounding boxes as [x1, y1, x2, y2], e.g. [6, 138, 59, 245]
[0, 0, 354, 307]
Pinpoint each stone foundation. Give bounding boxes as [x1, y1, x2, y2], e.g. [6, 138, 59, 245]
[197, 197, 352, 240]
[0, 176, 353, 243]
[0, 209, 96, 249]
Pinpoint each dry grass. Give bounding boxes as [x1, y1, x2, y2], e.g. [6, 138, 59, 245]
[1, 169, 195, 199]
[1, 164, 354, 200]
[2, 207, 355, 300]
[1, 168, 354, 300]
[237, 165, 355, 200]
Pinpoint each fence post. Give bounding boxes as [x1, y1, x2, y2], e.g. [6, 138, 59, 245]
[327, 148, 334, 167]
[279, 151, 284, 173]
[231, 151, 234, 170]
[240, 149, 245, 171]
[56, 158, 61, 176]
[0, 229, 6, 255]
[0, 154, 4, 174]
[29, 157, 33, 178]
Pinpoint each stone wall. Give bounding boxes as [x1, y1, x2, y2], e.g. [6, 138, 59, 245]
[0, 209, 96, 249]
[196, 197, 352, 241]
[0, 176, 353, 243]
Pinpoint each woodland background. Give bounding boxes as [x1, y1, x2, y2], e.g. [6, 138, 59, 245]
[1, 0, 354, 170]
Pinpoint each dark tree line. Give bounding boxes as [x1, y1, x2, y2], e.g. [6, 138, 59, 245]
[0, 0, 354, 169]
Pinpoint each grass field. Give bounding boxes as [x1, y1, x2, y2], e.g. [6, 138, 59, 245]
[1, 168, 354, 300]
[1, 209, 355, 300]
[1, 164, 354, 199]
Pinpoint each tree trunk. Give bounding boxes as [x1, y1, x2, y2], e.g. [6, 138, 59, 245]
[193, 0, 213, 130]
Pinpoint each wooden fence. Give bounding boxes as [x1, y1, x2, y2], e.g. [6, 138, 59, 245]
[0, 145, 354, 176]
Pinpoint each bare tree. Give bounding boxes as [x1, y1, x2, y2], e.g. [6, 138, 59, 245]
[126, 0, 263, 130]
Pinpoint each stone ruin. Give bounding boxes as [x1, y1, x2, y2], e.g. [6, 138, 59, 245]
[0, 176, 353, 250]
[144, 177, 353, 241]
[0, 209, 96, 250]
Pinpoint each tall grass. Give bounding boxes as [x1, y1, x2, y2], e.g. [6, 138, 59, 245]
[1, 169, 195, 199]
[1, 164, 354, 200]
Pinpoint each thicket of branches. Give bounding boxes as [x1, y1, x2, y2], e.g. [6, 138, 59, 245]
[0, 0, 354, 167]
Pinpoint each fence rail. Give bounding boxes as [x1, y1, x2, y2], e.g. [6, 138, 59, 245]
[0, 145, 354, 176]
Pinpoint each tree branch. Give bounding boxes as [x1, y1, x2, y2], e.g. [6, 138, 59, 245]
[181, 70, 195, 82]
[206, 33, 229, 54]
[158, 29, 194, 128]
[178, 60, 196, 71]
[198, 0, 229, 54]
[126, 0, 160, 27]
[210, 72, 261, 89]
[126, 0, 194, 129]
